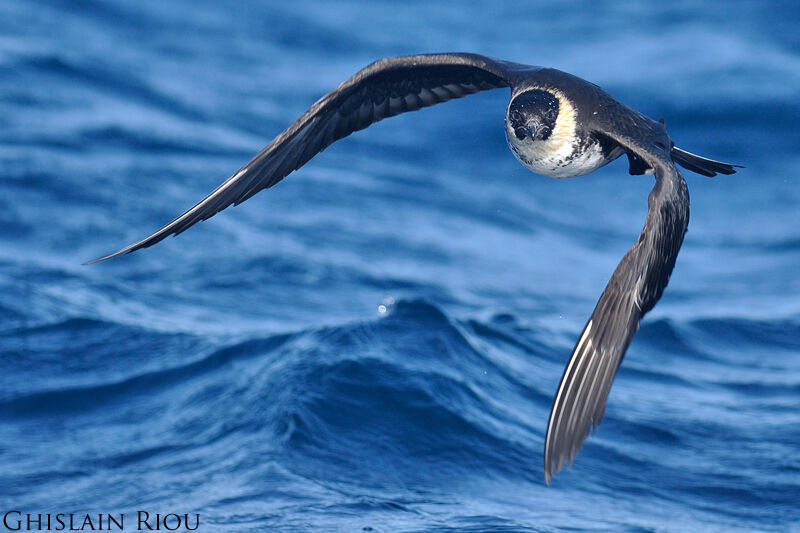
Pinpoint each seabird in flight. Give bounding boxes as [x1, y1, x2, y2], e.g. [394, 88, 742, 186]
[87, 53, 741, 484]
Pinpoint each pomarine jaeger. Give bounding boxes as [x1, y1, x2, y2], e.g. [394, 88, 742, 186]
[86, 53, 741, 484]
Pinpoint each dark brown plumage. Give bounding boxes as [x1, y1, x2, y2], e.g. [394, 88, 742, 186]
[86, 53, 741, 484]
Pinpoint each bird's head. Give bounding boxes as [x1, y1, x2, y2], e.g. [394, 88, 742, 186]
[505, 89, 560, 144]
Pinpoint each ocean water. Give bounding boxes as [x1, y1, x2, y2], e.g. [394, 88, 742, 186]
[1, 0, 799, 531]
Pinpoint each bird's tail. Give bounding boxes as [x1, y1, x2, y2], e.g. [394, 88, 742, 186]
[671, 146, 742, 177]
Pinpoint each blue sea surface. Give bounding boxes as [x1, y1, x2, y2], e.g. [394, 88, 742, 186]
[2, 1, 799, 531]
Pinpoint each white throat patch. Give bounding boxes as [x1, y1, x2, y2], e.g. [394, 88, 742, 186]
[505, 88, 610, 179]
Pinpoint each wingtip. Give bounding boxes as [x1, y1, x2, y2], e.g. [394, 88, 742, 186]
[82, 247, 130, 265]
[544, 457, 565, 486]
[544, 454, 562, 486]
[82, 255, 111, 266]
[544, 452, 552, 486]
[543, 443, 564, 486]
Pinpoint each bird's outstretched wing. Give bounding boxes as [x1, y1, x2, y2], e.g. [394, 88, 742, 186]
[543, 112, 690, 484]
[86, 53, 521, 264]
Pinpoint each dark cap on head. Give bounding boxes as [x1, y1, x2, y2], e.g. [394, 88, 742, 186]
[508, 90, 560, 141]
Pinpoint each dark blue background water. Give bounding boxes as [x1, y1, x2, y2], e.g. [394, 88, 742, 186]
[2, 1, 799, 531]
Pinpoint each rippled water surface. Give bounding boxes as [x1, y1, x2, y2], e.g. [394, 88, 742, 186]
[2, 1, 799, 531]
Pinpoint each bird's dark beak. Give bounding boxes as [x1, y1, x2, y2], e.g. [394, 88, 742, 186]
[526, 119, 542, 139]
[513, 119, 542, 141]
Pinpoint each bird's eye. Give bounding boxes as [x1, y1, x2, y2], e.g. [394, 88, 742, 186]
[510, 110, 522, 123]
[514, 126, 527, 140]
